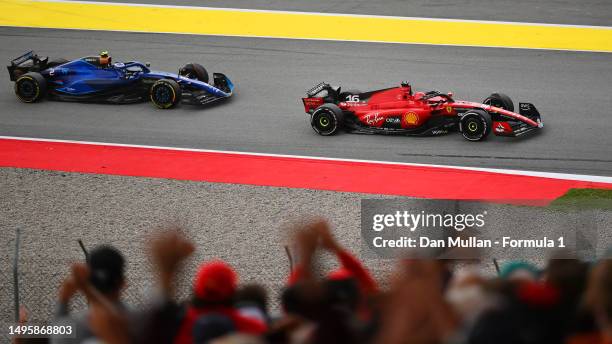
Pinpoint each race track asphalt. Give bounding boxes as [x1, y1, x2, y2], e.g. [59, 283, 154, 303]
[1, 27, 611, 176]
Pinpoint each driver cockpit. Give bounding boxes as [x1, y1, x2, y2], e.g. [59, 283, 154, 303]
[401, 81, 413, 95]
[83, 51, 112, 68]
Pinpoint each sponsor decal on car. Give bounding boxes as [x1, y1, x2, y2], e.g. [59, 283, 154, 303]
[446, 106, 453, 113]
[343, 101, 365, 107]
[494, 122, 513, 134]
[304, 98, 323, 107]
[303, 97, 324, 112]
[385, 117, 401, 124]
[346, 94, 360, 102]
[404, 112, 419, 125]
[364, 113, 385, 126]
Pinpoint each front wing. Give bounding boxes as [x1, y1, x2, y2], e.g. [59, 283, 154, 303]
[178, 72, 234, 105]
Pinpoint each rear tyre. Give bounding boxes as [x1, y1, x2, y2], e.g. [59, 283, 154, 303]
[47, 58, 69, 68]
[460, 109, 492, 141]
[311, 104, 344, 136]
[15, 72, 46, 103]
[150, 79, 181, 109]
[179, 63, 209, 83]
[338, 89, 362, 102]
[483, 93, 514, 112]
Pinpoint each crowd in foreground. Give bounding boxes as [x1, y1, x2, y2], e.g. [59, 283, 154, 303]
[12, 219, 612, 344]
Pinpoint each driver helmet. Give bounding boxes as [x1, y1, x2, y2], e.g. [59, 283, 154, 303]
[401, 81, 412, 95]
[99, 51, 111, 66]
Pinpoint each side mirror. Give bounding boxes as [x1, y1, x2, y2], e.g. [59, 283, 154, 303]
[145, 62, 151, 67]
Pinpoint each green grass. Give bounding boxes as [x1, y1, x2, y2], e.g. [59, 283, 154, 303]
[550, 188, 612, 210]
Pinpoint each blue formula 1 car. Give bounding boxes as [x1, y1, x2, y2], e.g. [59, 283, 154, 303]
[7, 51, 233, 109]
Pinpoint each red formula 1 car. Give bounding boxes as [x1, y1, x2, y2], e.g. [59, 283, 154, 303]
[301, 82, 543, 141]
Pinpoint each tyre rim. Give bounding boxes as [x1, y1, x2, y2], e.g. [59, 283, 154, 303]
[468, 121, 478, 132]
[19, 80, 36, 99]
[314, 111, 335, 133]
[154, 85, 171, 104]
[319, 116, 330, 128]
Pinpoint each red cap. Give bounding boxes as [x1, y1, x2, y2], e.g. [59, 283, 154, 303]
[327, 268, 354, 281]
[517, 282, 560, 307]
[193, 260, 238, 301]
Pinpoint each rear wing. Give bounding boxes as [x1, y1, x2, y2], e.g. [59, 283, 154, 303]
[302, 82, 331, 113]
[11, 51, 38, 67]
[302, 82, 340, 113]
[307, 82, 330, 97]
[302, 97, 324, 113]
[7, 51, 46, 81]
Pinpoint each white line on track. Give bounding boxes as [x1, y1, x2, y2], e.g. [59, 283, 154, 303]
[2, 135, 611, 184]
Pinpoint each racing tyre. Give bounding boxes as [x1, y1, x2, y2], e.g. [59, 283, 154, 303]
[338, 89, 362, 102]
[311, 104, 344, 136]
[460, 109, 492, 141]
[179, 63, 209, 83]
[483, 93, 514, 112]
[150, 79, 181, 109]
[14, 72, 46, 103]
[47, 58, 69, 68]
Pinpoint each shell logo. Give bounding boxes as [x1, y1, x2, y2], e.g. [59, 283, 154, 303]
[404, 112, 419, 125]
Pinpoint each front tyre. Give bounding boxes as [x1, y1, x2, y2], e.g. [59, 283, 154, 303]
[179, 63, 209, 83]
[483, 93, 514, 112]
[15, 72, 46, 103]
[150, 79, 181, 109]
[311, 104, 344, 136]
[460, 109, 492, 141]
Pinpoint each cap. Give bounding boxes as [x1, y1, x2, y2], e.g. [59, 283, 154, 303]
[194, 260, 238, 301]
[327, 268, 354, 281]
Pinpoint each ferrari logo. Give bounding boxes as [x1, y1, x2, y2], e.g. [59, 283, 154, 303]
[404, 112, 419, 125]
[446, 106, 453, 113]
